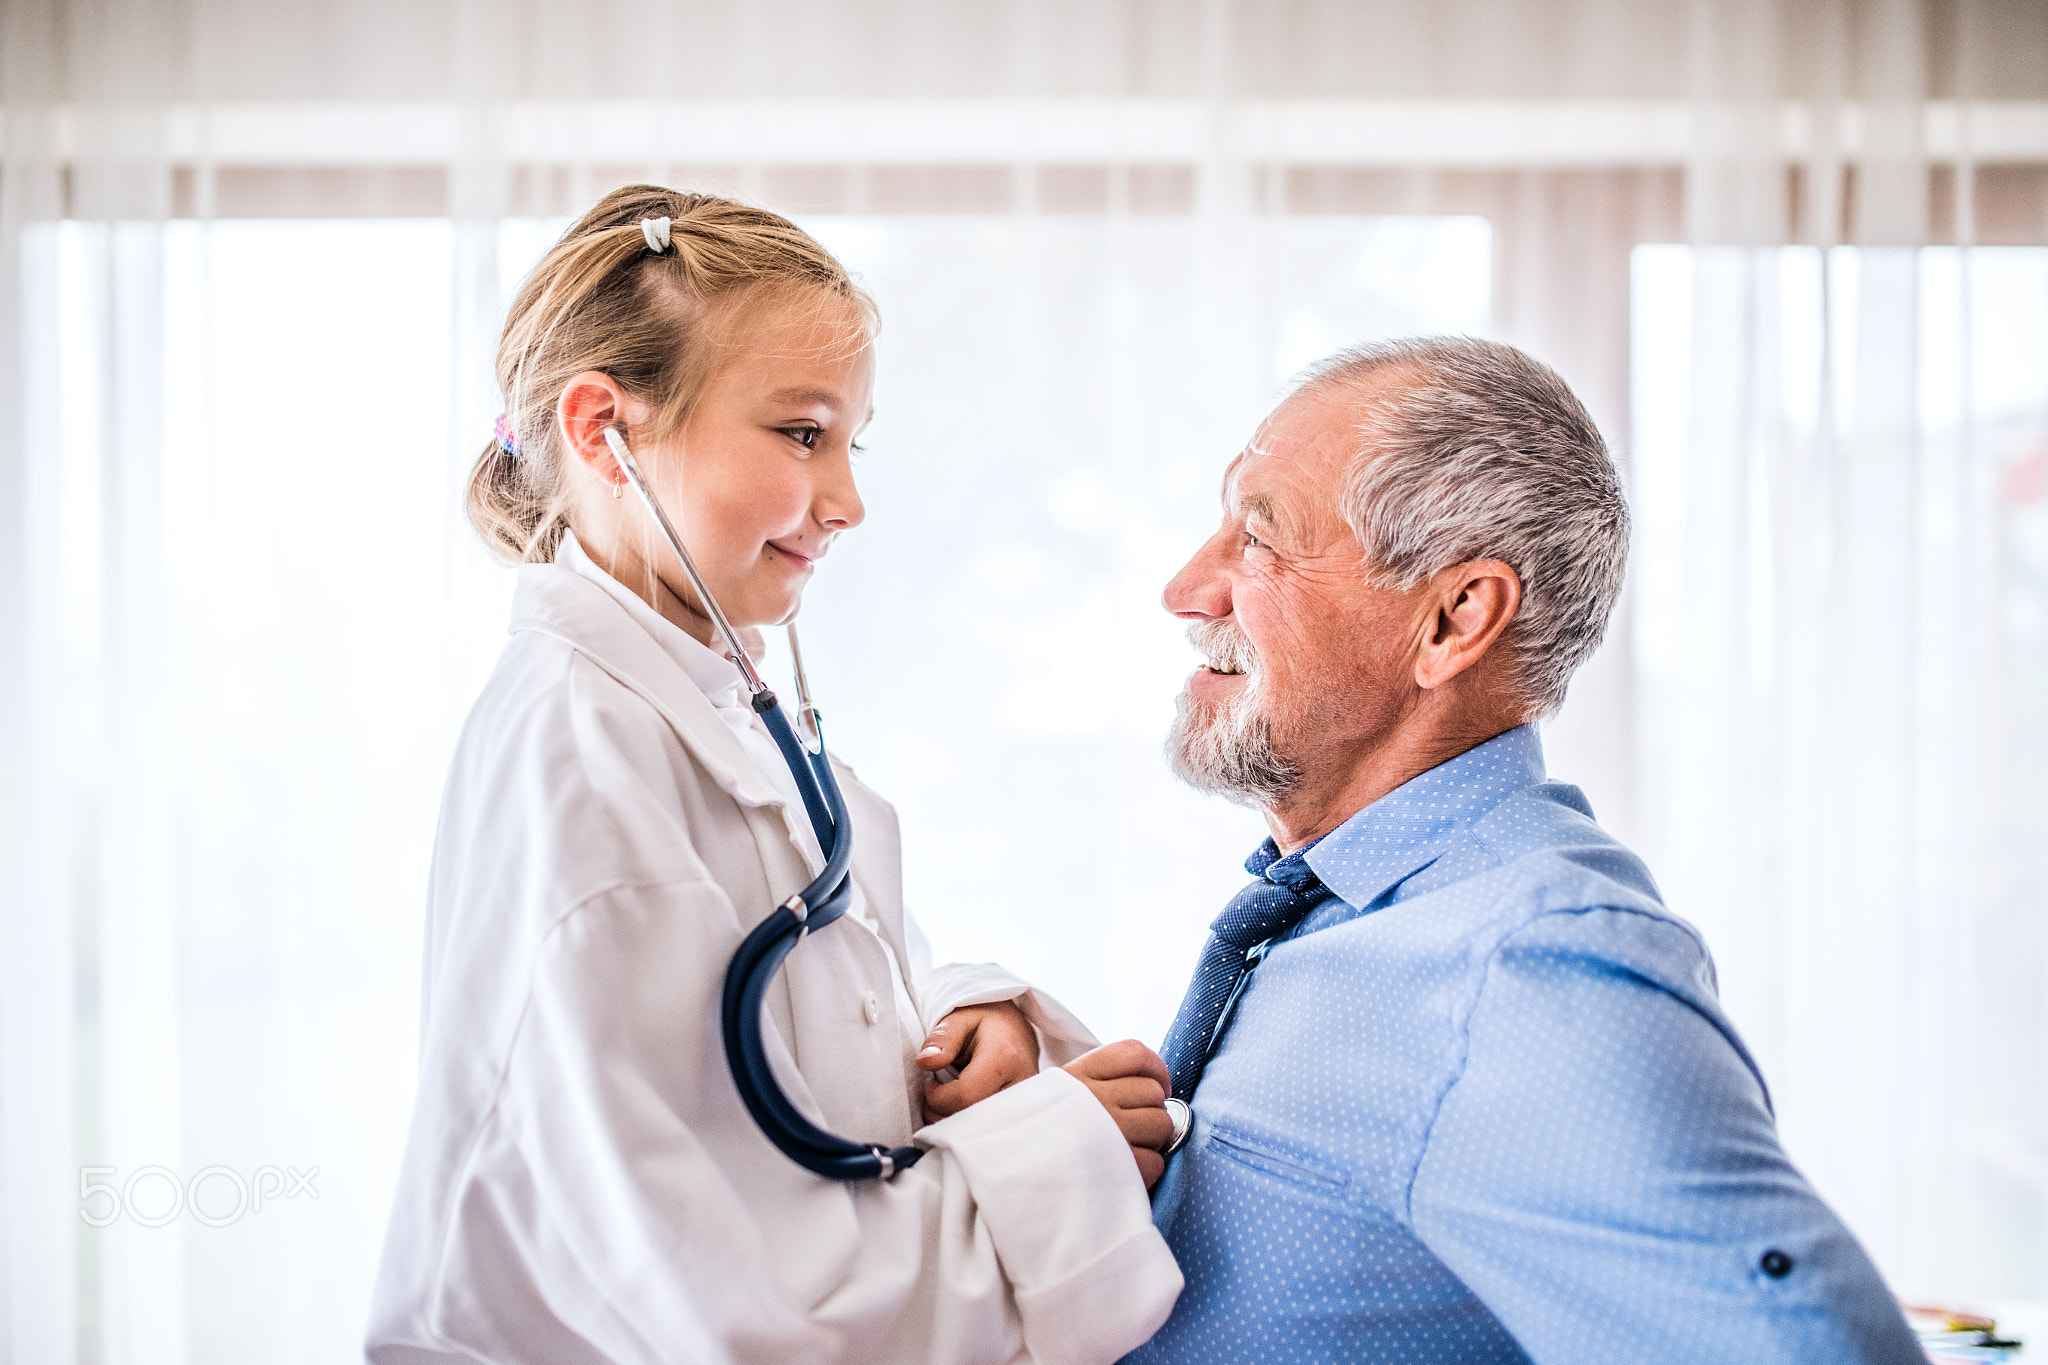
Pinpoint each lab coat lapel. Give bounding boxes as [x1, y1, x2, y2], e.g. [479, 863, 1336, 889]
[837, 771, 910, 973]
[510, 565, 787, 818]
[509, 565, 846, 903]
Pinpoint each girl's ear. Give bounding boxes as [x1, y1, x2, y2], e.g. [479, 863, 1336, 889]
[556, 371, 630, 480]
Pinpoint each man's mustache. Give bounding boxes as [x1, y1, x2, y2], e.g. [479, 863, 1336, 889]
[1187, 619, 1259, 679]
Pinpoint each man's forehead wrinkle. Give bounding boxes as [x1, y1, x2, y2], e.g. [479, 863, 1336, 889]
[1222, 458, 1294, 537]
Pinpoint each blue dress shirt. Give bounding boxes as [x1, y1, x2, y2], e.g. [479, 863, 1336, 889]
[1128, 725, 1920, 1365]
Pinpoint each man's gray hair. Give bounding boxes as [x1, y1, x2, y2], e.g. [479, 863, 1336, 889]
[1291, 336, 1628, 718]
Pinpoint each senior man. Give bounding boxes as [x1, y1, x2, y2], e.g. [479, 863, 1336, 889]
[1127, 337, 1919, 1365]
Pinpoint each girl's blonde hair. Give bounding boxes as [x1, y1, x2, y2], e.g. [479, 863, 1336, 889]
[467, 184, 877, 563]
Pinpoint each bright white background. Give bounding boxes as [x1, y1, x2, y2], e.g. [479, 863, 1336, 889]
[6, 2, 2048, 1361]
[46, 209, 2047, 1361]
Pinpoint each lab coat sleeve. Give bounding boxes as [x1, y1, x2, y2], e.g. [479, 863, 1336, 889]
[919, 1070, 1185, 1363]
[1408, 907, 1922, 1365]
[469, 877, 1179, 1365]
[902, 911, 1102, 1069]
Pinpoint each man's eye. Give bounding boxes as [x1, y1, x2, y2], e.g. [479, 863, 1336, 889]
[780, 426, 822, 450]
[1243, 530, 1265, 550]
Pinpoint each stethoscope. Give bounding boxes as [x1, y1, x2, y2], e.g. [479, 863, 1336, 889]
[602, 426, 925, 1182]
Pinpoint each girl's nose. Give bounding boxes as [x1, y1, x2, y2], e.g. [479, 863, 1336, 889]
[813, 452, 865, 531]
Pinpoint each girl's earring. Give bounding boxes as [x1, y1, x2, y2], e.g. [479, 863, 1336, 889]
[613, 477, 626, 500]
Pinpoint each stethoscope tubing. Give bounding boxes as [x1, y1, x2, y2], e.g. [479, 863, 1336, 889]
[720, 701, 925, 1180]
[599, 426, 922, 1182]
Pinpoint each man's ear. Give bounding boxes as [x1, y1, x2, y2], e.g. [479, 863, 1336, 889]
[1415, 559, 1521, 691]
[556, 371, 630, 481]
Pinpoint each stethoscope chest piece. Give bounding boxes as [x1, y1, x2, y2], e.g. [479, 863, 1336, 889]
[1163, 1098, 1192, 1156]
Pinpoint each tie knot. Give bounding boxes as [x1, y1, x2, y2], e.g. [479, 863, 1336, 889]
[1242, 837, 1325, 895]
[1264, 857, 1323, 895]
[1211, 844, 1332, 949]
[1242, 838, 1284, 877]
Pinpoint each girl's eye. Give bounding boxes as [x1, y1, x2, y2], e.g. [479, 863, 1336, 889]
[781, 425, 822, 450]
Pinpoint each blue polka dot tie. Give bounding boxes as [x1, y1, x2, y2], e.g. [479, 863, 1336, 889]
[1160, 838, 1338, 1102]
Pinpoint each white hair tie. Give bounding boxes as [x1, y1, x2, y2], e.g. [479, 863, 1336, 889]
[641, 216, 672, 254]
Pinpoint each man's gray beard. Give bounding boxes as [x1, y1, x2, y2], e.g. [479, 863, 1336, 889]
[1165, 682, 1302, 808]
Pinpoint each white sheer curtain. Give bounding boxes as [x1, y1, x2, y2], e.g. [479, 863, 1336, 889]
[1634, 238, 2048, 1304]
[1626, 0, 2048, 1309]
[4, 2, 2045, 1360]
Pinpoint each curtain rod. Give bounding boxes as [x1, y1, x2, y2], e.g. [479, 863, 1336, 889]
[6, 99, 2047, 170]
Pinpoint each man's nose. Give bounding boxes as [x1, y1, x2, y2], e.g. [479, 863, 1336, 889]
[1163, 531, 1233, 621]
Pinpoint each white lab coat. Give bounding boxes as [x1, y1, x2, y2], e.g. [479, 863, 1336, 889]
[366, 557, 1181, 1365]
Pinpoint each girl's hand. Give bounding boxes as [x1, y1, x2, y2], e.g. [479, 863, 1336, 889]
[918, 1001, 1040, 1124]
[1061, 1041, 1174, 1189]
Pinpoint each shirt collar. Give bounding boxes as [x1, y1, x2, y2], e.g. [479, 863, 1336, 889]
[557, 531, 750, 709]
[1301, 724, 1547, 912]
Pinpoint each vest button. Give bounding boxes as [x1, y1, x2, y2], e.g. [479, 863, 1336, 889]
[1760, 1249, 1794, 1279]
[861, 990, 881, 1026]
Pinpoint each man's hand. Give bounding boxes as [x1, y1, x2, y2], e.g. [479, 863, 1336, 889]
[1063, 1040, 1175, 1189]
[919, 1000, 1040, 1125]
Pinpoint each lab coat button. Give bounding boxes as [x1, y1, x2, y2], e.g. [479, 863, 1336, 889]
[861, 990, 881, 1025]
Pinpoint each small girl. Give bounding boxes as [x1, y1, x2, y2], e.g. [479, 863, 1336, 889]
[367, 187, 1180, 1365]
